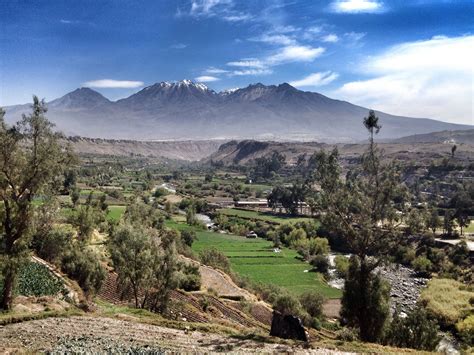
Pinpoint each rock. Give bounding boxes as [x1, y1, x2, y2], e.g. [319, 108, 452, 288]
[270, 311, 308, 342]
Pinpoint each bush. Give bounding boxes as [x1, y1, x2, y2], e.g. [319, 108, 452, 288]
[310, 255, 329, 274]
[199, 248, 230, 273]
[273, 294, 301, 316]
[177, 263, 201, 291]
[180, 230, 197, 247]
[334, 255, 349, 278]
[336, 327, 358, 342]
[299, 291, 325, 319]
[61, 246, 106, 295]
[456, 314, 474, 345]
[412, 256, 432, 277]
[32, 227, 73, 265]
[384, 306, 440, 350]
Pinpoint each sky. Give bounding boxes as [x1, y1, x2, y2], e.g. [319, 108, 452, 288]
[0, 0, 473, 124]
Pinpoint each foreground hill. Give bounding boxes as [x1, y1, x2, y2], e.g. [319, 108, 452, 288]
[5, 80, 471, 142]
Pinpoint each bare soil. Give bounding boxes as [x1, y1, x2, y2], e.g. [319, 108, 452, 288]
[0, 316, 352, 354]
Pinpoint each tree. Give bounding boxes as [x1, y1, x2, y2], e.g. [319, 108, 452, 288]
[61, 245, 105, 295]
[0, 98, 72, 310]
[427, 208, 441, 234]
[108, 223, 153, 308]
[449, 184, 473, 236]
[186, 205, 197, 225]
[70, 187, 80, 206]
[108, 221, 178, 312]
[342, 257, 390, 342]
[311, 111, 407, 341]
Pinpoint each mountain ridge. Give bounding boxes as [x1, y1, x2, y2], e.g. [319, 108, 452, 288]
[4, 80, 471, 142]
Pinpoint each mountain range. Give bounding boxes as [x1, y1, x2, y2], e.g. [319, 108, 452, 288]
[4, 80, 471, 142]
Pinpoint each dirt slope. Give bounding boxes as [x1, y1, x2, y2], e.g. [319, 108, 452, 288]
[0, 316, 352, 354]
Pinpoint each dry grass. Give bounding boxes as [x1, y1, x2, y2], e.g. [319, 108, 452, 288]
[420, 278, 473, 326]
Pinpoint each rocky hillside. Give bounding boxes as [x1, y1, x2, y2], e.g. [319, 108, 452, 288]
[66, 137, 225, 161]
[390, 129, 474, 144]
[5, 80, 471, 142]
[208, 139, 474, 166]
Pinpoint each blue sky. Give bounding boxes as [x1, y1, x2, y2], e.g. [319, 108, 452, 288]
[0, 0, 473, 124]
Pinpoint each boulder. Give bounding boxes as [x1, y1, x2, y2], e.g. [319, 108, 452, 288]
[270, 311, 308, 342]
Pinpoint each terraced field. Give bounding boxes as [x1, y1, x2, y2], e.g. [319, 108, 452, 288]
[166, 220, 341, 299]
[219, 208, 313, 224]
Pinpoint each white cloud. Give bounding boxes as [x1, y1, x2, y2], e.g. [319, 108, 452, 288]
[331, 0, 384, 13]
[184, 0, 251, 22]
[223, 14, 253, 22]
[344, 31, 366, 43]
[82, 79, 144, 89]
[195, 75, 220, 82]
[170, 43, 187, 49]
[227, 59, 266, 69]
[290, 71, 339, 88]
[322, 34, 339, 43]
[230, 68, 273, 76]
[335, 35, 474, 124]
[190, 0, 231, 15]
[267, 45, 325, 64]
[252, 34, 296, 46]
[205, 67, 229, 74]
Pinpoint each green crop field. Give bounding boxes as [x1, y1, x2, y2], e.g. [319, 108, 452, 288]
[219, 208, 314, 224]
[107, 205, 127, 222]
[166, 219, 341, 298]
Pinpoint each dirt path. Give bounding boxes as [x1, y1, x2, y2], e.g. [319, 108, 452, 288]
[0, 316, 352, 354]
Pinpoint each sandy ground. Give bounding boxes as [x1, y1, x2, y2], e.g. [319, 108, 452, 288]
[0, 316, 352, 354]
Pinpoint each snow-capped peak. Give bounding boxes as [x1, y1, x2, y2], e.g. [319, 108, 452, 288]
[220, 87, 239, 96]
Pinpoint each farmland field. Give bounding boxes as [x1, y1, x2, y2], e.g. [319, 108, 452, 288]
[166, 220, 341, 298]
[219, 208, 313, 224]
[107, 205, 127, 222]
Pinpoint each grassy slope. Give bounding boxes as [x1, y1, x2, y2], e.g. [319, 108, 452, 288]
[166, 220, 341, 299]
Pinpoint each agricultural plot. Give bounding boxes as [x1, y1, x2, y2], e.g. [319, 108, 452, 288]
[166, 220, 341, 299]
[106, 205, 127, 222]
[219, 208, 313, 225]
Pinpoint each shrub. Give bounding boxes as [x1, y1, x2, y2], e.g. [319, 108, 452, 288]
[199, 248, 230, 273]
[273, 294, 301, 316]
[308, 237, 330, 256]
[299, 291, 325, 319]
[177, 263, 201, 291]
[61, 246, 106, 295]
[336, 327, 358, 342]
[334, 255, 349, 278]
[412, 256, 432, 277]
[310, 255, 329, 274]
[384, 306, 440, 350]
[456, 314, 474, 345]
[31, 227, 73, 265]
[180, 230, 196, 247]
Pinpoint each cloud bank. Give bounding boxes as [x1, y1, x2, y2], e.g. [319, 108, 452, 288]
[335, 35, 474, 124]
[82, 79, 144, 89]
